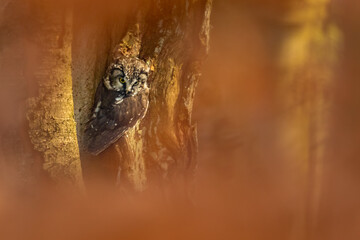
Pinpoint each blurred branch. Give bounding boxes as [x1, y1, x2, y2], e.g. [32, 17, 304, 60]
[277, 0, 342, 238]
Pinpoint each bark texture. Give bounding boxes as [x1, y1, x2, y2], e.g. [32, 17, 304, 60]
[0, 0, 83, 186]
[26, 1, 83, 186]
[0, 0, 211, 189]
[72, 0, 212, 190]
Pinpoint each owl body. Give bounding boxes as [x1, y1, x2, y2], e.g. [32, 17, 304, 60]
[85, 55, 150, 155]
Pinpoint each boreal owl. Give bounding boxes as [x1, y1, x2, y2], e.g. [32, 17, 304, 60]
[84, 54, 150, 155]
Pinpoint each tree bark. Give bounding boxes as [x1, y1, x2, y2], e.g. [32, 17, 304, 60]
[26, 1, 84, 187]
[0, 0, 84, 187]
[73, 0, 212, 191]
[0, 0, 212, 190]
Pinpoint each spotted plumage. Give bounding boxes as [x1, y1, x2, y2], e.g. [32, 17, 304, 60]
[84, 54, 150, 155]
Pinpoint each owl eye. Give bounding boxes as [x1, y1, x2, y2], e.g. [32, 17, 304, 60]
[133, 81, 139, 86]
[119, 78, 126, 84]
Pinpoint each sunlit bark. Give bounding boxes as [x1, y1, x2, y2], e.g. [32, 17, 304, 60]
[0, 0, 84, 186]
[26, 1, 83, 186]
[73, 0, 212, 191]
[0, 0, 211, 190]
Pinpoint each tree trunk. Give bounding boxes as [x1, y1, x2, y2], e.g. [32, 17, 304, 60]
[0, 0, 84, 187]
[74, 0, 212, 191]
[0, 0, 212, 191]
[26, 1, 84, 187]
[276, 0, 341, 238]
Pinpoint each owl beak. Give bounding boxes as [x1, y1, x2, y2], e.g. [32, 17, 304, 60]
[126, 87, 133, 95]
[126, 86, 132, 95]
[125, 78, 132, 94]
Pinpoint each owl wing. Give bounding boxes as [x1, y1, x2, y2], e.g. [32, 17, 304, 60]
[84, 88, 149, 155]
[91, 81, 106, 116]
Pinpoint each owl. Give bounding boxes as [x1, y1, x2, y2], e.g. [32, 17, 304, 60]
[84, 55, 150, 155]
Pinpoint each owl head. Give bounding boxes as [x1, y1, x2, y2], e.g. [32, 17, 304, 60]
[104, 57, 150, 96]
